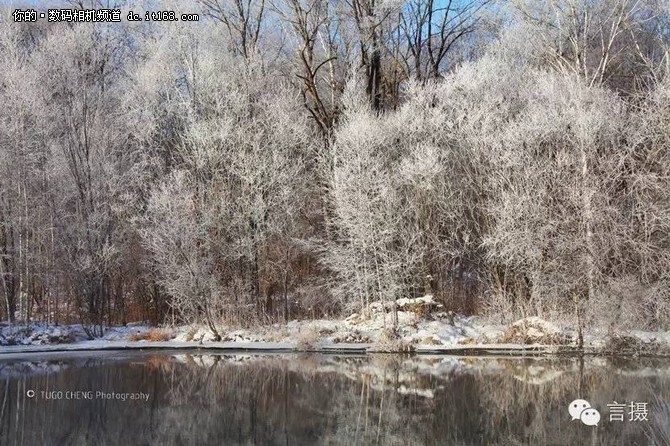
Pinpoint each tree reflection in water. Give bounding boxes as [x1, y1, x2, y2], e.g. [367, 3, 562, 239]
[0, 353, 669, 445]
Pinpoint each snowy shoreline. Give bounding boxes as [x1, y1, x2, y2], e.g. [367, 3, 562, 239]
[2, 311, 669, 358]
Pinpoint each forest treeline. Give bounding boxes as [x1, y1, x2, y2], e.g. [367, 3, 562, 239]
[1, 0, 670, 337]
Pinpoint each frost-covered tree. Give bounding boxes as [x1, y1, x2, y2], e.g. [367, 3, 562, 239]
[321, 81, 417, 323]
[615, 76, 670, 330]
[509, 0, 670, 93]
[0, 21, 47, 324]
[138, 24, 312, 334]
[3, 0, 670, 337]
[34, 24, 142, 336]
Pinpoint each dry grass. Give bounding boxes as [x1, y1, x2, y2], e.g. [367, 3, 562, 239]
[496, 317, 570, 345]
[458, 337, 478, 345]
[602, 334, 670, 356]
[372, 327, 415, 353]
[332, 329, 371, 343]
[296, 325, 321, 351]
[419, 336, 442, 345]
[129, 328, 174, 342]
[183, 326, 198, 342]
[264, 325, 290, 342]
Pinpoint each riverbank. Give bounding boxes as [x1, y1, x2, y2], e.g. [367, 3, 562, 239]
[0, 338, 578, 357]
[0, 338, 667, 358]
[2, 296, 670, 357]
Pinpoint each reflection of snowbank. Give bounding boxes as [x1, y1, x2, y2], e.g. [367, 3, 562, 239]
[512, 365, 564, 385]
[0, 360, 70, 379]
[397, 385, 434, 398]
[156, 353, 670, 399]
[3, 350, 670, 405]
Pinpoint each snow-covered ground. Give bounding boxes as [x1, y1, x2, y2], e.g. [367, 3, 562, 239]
[0, 322, 156, 346]
[1, 295, 669, 356]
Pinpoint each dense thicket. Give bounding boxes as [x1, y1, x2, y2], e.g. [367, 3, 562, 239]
[1, 0, 670, 337]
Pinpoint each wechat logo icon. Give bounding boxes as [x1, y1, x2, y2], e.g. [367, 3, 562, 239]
[569, 399, 601, 426]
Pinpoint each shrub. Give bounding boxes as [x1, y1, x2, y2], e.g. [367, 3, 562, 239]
[129, 328, 174, 342]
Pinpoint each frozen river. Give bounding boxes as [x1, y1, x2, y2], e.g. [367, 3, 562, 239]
[0, 351, 669, 445]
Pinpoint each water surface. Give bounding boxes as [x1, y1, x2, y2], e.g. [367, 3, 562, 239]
[0, 351, 668, 445]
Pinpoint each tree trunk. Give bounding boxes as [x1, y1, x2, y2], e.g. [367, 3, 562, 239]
[578, 146, 593, 350]
[367, 43, 382, 111]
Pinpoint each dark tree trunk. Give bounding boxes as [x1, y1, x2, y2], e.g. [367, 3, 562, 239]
[367, 44, 382, 111]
